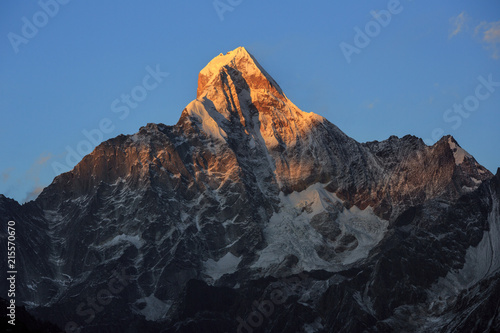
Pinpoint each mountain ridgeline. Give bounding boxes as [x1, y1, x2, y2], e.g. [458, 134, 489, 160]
[1, 47, 499, 332]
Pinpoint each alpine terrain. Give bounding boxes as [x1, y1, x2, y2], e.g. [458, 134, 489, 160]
[1, 46, 500, 333]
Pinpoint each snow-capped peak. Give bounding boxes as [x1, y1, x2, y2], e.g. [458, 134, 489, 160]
[448, 136, 472, 165]
[198, 47, 251, 83]
[197, 46, 283, 98]
[182, 47, 325, 149]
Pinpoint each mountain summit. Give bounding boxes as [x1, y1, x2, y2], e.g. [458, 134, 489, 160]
[197, 46, 284, 98]
[187, 46, 324, 154]
[1, 47, 499, 333]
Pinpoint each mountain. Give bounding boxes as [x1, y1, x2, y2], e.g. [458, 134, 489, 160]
[1, 46, 499, 333]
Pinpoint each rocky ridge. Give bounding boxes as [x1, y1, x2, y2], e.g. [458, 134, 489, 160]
[0, 47, 498, 332]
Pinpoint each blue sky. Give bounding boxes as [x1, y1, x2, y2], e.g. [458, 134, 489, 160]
[1, 0, 499, 203]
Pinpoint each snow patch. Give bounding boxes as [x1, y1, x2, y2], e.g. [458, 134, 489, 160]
[252, 183, 388, 273]
[448, 137, 472, 165]
[460, 196, 500, 283]
[103, 234, 144, 249]
[185, 99, 228, 142]
[134, 294, 172, 321]
[302, 317, 324, 333]
[337, 205, 389, 265]
[203, 252, 241, 281]
[430, 193, 500, 300]
[471, 177, 482, 185]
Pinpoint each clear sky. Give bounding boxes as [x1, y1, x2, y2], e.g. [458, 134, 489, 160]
[1, 0, 499, 203]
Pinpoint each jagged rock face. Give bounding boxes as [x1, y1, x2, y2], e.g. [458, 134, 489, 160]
[0, 196, 54, 305]
[0, 47, 499, 332]
[317, 170, 500, 332]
